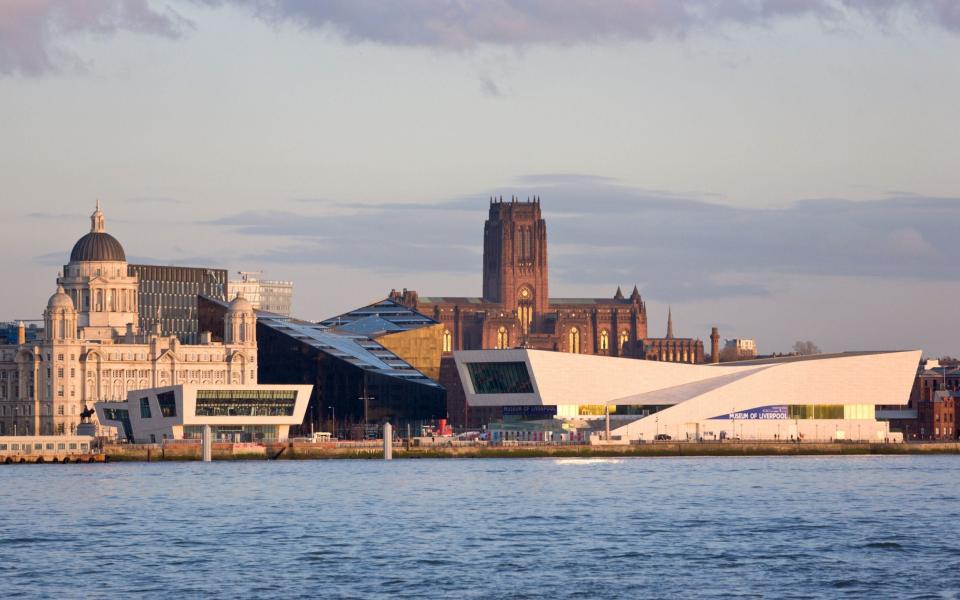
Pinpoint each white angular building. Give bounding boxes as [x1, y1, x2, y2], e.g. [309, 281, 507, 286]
[0, 203, 259, 436]
[96, 383, 312, 443]
[454, 348, 922, 442]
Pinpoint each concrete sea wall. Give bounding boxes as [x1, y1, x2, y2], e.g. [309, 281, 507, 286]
[101, 441, 960, 462]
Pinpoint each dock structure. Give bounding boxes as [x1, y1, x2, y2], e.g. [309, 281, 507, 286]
[0, 435, 104, 464]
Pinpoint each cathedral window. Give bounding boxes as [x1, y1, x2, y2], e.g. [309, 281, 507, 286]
[600, 330, 609, 351]
[619, 330, 629, 349]
[443, 330, 452, 353]
[497, 326, 508, 350]
[568, 327, 580, 354]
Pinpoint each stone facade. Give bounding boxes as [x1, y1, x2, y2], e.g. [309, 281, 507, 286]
[0, 203, 258, 436]
[390, 197, 703, 362]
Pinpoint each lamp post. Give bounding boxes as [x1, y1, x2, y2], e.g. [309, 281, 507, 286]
[328, 405, 335, 438]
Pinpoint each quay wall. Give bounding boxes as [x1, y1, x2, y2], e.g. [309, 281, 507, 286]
[101, 441, 960, 462]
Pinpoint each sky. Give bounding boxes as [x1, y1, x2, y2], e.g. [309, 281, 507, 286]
[0, 0, 958, 356]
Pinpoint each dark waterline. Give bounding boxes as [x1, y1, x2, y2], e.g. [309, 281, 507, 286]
[3, 456, 960, 599]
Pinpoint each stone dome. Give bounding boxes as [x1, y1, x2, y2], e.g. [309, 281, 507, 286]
[227, 293, 253, 313]
[47, 285, 75, 311]
[70, 200, 126, 263]
[70, 231, 126, 263]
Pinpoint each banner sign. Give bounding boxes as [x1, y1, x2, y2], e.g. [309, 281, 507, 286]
[710, 405, 788, 420]
[503, 405, 557, 417]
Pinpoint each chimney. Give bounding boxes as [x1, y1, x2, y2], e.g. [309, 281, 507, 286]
[710, 327, 720, 364]
[17, 321, 25, 346]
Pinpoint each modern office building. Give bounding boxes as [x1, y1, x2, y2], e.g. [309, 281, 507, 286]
[228, 273, 293, 316]
[0, 322, 42, 345]
[0, 202, 258, 437]
[128, 264, 228, 344]
[454, 348, 922, 443]
[199, 297, 446, 437]
[96, 383, 312, 443]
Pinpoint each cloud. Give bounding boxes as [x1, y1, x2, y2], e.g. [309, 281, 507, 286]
[0, 0, 190, 76]
[205, 179, 960, 303]
[209, 0, 960, 49]
[5, 1, 958, 78]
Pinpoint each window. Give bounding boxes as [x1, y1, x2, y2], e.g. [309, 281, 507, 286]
[497, 326, 508, 350]
[57, 404, 64, 415]
[568, 327, 580, 354]
[466, 362, 534, 394]
[157, 391, 177, 418]
[443, 329, 452, 353]
[195, 389, 297, 417]
[57, 368, 64, 378]
[600, 330, 609, 351]
[620, 330, 629, 349]
[139, 397, 152, 419]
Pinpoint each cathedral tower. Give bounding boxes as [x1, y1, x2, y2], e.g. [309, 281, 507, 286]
[482, 197, 548, 333]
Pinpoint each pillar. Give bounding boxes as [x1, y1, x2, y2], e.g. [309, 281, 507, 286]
[383, 422, 393, 460]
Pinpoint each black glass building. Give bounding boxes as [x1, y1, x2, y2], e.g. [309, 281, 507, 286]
[199, 296, 446, 438]
[129, 265, 228, 344]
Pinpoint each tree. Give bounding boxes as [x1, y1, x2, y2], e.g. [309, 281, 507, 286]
[792, 340, 821, 356]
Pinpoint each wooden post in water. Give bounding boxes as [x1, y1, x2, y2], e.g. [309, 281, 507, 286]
[383, 423, 393, 460]
[202, 425, 212, 462]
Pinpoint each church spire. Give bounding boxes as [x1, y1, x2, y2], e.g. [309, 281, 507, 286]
[666, 306, 674, 339]
[91, 200, 105, 233]
[614, 285, 624, 301]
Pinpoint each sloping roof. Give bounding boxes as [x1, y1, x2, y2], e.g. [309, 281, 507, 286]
[320, 299, 438, 332]
[202, 295, 439, 386]
[260, 314, 441, 387]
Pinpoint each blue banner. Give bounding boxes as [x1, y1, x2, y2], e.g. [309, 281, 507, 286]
[710, 405, 788, 420]
[503, 405, 557, 417]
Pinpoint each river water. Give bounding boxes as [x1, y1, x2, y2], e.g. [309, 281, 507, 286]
[2, 456, 959, 599]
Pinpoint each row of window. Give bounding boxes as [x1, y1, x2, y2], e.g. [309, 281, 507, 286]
[442, 327, 633, 353]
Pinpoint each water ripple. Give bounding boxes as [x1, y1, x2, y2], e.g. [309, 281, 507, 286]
[2, 456, 960, 598]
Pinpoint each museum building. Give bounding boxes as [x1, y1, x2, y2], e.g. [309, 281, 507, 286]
[453, 348, 922, 442]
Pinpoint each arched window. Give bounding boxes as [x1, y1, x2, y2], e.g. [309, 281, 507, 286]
[619, 330, 629, 349]
[497, 326, 508, 350]
[599, 330, 609, 351]
[517, 287, 533, 333]
[568, 327, 580, 354]
[443, 329, 452, 353]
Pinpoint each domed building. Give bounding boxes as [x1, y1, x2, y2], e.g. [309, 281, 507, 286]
[0, 203, 258, 436]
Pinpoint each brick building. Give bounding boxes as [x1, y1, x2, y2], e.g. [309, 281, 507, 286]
[389, 197, 704, 427]
[882, 359, 960, 440]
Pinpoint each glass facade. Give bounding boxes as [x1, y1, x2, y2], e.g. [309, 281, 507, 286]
[183, 424, 278, 441]
[139, 397, 151, 419]
[103, 408, 133, 442]
[129, 264, 228, 344]
[195, 389, 296, 417]
[467, 362, 534, 394]
[157, 391, 177, 418]
[787, 404, 874, 420]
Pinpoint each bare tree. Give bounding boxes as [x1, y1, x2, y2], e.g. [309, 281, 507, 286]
[792, 340, 821, 355]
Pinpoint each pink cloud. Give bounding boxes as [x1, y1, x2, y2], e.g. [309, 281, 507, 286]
[0, 0, 189, 76]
